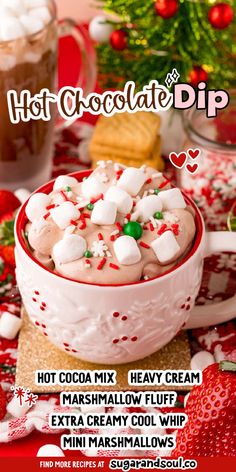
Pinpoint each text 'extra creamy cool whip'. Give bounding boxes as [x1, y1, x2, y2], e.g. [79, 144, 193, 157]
[24, 162, 196, 285]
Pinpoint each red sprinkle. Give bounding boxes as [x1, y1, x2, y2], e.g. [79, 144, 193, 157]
[70, 220, 78, 226]
[125, 213, 131, 221]
[60, 190, 68, 201]
[113, 312, 120, 318]
[43, 212, 50, 220]
[98, 233, 104, 241]
[79, 223, 86, 230]
[46, 204, 56, 210]
[113, 338, 119, 344]
[143, 225, 148, 230]
[63, 343, 70, 347]
[83, 213, 90, 219]
[35, 321, 40, 326]
[85, 259, 91, 265]
[116, 222, 123, 232]
[32, 298, 37, 303]
[97, 257, 106, 270]
[116, 170, 123, 180]
[139, 241, 150, 249]
[121, 315, 127, 321]
[41, 302, 46, 308]
[149, 223, 154, 231]
[110, 235, 115, 242]
[91, 194, 104, 204]
[122, 336, 128, 341]
[158, 224, 168, 235]
[131, 336, 138, 342]
[109, 263, 120, 270]
[159, 179, 170, 189]
[145, 177, 152, 184]
[34, 291, 40, 295]
[172, 224, 179, 236]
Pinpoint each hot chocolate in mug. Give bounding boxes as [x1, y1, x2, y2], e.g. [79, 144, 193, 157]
[15, 170, 236, 365]
[0, 0, 96, 190]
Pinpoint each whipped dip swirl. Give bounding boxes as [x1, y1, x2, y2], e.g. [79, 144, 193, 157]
[25, 161, 196, 284]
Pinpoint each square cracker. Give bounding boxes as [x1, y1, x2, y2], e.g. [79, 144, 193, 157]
[90, 112, 161, 160]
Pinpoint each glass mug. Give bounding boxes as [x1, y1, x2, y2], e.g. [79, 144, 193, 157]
[0, 0, 96, 190]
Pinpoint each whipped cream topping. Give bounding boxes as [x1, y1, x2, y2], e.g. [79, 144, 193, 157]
[0, 0, 52, 42]
[25, 162, 196, 285]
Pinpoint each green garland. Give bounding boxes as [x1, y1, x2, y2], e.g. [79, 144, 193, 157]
[96, 0, 236, 90]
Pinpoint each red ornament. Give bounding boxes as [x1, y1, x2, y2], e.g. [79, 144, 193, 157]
[189, 66, 208, 87]
[110, 29, 128, 51]
[208, 3, 234, 30]
[155, 0, 179, 19]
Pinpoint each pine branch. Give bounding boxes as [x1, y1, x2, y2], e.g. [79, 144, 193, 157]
[96, 0, 236, 90]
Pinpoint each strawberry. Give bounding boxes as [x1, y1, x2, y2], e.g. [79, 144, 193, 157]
[0, 191, 20, 219]
[173, 361, 236, 457]
[0, 385, 7, 420]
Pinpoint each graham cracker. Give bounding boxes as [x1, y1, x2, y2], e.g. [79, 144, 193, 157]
[92, 137, 164, 171]
[16, 309, 191, 393]
[89, 112, 161, 160]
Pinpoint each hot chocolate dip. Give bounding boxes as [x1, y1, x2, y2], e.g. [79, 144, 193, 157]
[24, 162, 196, 285]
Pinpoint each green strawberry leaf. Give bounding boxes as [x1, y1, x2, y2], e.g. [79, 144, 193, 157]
[0, 219, 15, 246]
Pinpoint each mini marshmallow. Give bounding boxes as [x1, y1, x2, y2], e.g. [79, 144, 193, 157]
[136, 195, 163, 222]
[81, 176, 106, 199]
[53, 234, 87, 264]
[151, 230, 180, 263]
[0, 7, 13, 19]
[29, 6, 51, 25]
[36, 445, 65, 458]
[117, 167, 146, 196]
[14, 188, 31, 204]
[190, 351, 215, 372]
[159, 188, 186, 211]
[0, 312, 22, 340]
[105, 186, 133, 214]
[25, 192, 51, 222]
[53, 175, 78, 191]
[0, 17, 26, 41]
[50, 202, 80, 230]
[20, 14, 44, 35]
[91, 200, 117, 226]
[3, 0, 26, 16]
[7, 395, 30, 418]
[113, 235, 141, 265]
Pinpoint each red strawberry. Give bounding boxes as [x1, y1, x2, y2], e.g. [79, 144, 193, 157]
[0, 245, 15, 268]
[0, 385, 7, 420]
[173, 361, 236, 457]
[0, 191, 20, 218]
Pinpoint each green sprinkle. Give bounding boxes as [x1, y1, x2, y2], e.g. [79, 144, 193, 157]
[84, 250, 93, 258]
[154, 188, 160, 195]
[154, 211, 163, 220]
[87, 203, 94, 211]
[65, 186, 72, 192]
